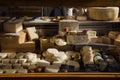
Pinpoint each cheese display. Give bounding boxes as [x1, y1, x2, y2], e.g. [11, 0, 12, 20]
[3, 21, 23, 33]
[26, 27, 39, 41]
[88, 7, 119, 20]
[59, 20, 79, 36]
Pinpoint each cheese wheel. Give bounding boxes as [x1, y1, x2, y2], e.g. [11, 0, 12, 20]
[45, 65, 60, 73]
[88, 7, 119, 20]
[47, 48, 59, 56]
[25, 52, 37, 60]
[17, 69, 28, 73]
[13, 64, 22, 69]
[53, 61, 62, 67]
[57, 51, 68, 62]
[0, 70, 3, 74]
[36, 60, 50, 67]
[0, 53, 7, 58]
[4, 69, 17, 74]
[66, 60, 80, 71]
[55, 38, 67, 46]
[3, 64, 12, 69]
[10, 59, 18, 64]
[7, 53, 16, 59]
[18, 59, 27, 64]
[2, 59, 10, 64]
[16, 53, 25, 59]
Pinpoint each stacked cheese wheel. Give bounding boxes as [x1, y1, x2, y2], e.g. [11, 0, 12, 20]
[88, 7, 119, 21]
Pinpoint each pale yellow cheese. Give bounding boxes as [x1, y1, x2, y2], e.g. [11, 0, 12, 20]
[26, 27, 39, 41]
[88, 7, 119, 20]
[3, 21, 23, 33]
[1, 41, 35, 52]
[114, 34, 120, 45]
[0, 30, 26, 44]
[108, 31, 119, 39]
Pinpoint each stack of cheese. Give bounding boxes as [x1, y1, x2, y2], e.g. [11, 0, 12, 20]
[0, 19, 39, 52]
[0, 52, 42, 74]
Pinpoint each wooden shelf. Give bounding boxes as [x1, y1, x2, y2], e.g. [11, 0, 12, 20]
[0, 0, 120, 7]
[0, 72, 119, 78]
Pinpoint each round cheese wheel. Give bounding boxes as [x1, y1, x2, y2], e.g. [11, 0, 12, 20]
[7, 53, 16, 59]
[88, 7, 119, 20]
[17, 69, 28, 73]
[25, 52, 37, 60]
[0, 53, 7, 58]
[45, 65, 60, 73]
[36, 60, 50, 67]
[47, 48, 59, 56]
[0, 69, 3, 74]
[66, 60, 80, 71]
[4, 69, 17, 74]
[57, 51, 68, 62]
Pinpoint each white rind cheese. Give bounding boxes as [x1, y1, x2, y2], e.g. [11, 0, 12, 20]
[45, 65, 60, 73]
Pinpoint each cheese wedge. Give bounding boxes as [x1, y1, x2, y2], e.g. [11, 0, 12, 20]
[3, 21, 23, 33]
[26, 27, 39, 41]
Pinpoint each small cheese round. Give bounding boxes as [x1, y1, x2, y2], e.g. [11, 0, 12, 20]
[45, 65, 60, 73]
[17, 69, 28, 73]
[66, 60, 80, 71]
[36, 60, 50, 67]
[0, 53, 7, 58]
[47, 48, 59, 56]
[4, 69, 17, 74]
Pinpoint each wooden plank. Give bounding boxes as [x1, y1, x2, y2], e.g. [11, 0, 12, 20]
[0, 73, 119, 78]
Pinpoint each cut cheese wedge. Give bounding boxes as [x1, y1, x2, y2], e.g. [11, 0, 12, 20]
[26, 27, 39, 41]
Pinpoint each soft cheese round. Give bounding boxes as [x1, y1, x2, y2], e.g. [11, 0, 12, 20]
[45, 65, 60, 73]
[66, 60, 80, 71]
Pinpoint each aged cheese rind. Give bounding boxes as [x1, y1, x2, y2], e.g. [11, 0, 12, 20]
[88, 7, 119, 20]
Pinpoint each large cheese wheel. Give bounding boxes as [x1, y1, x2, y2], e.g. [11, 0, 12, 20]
[88, 7, 119, 20]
